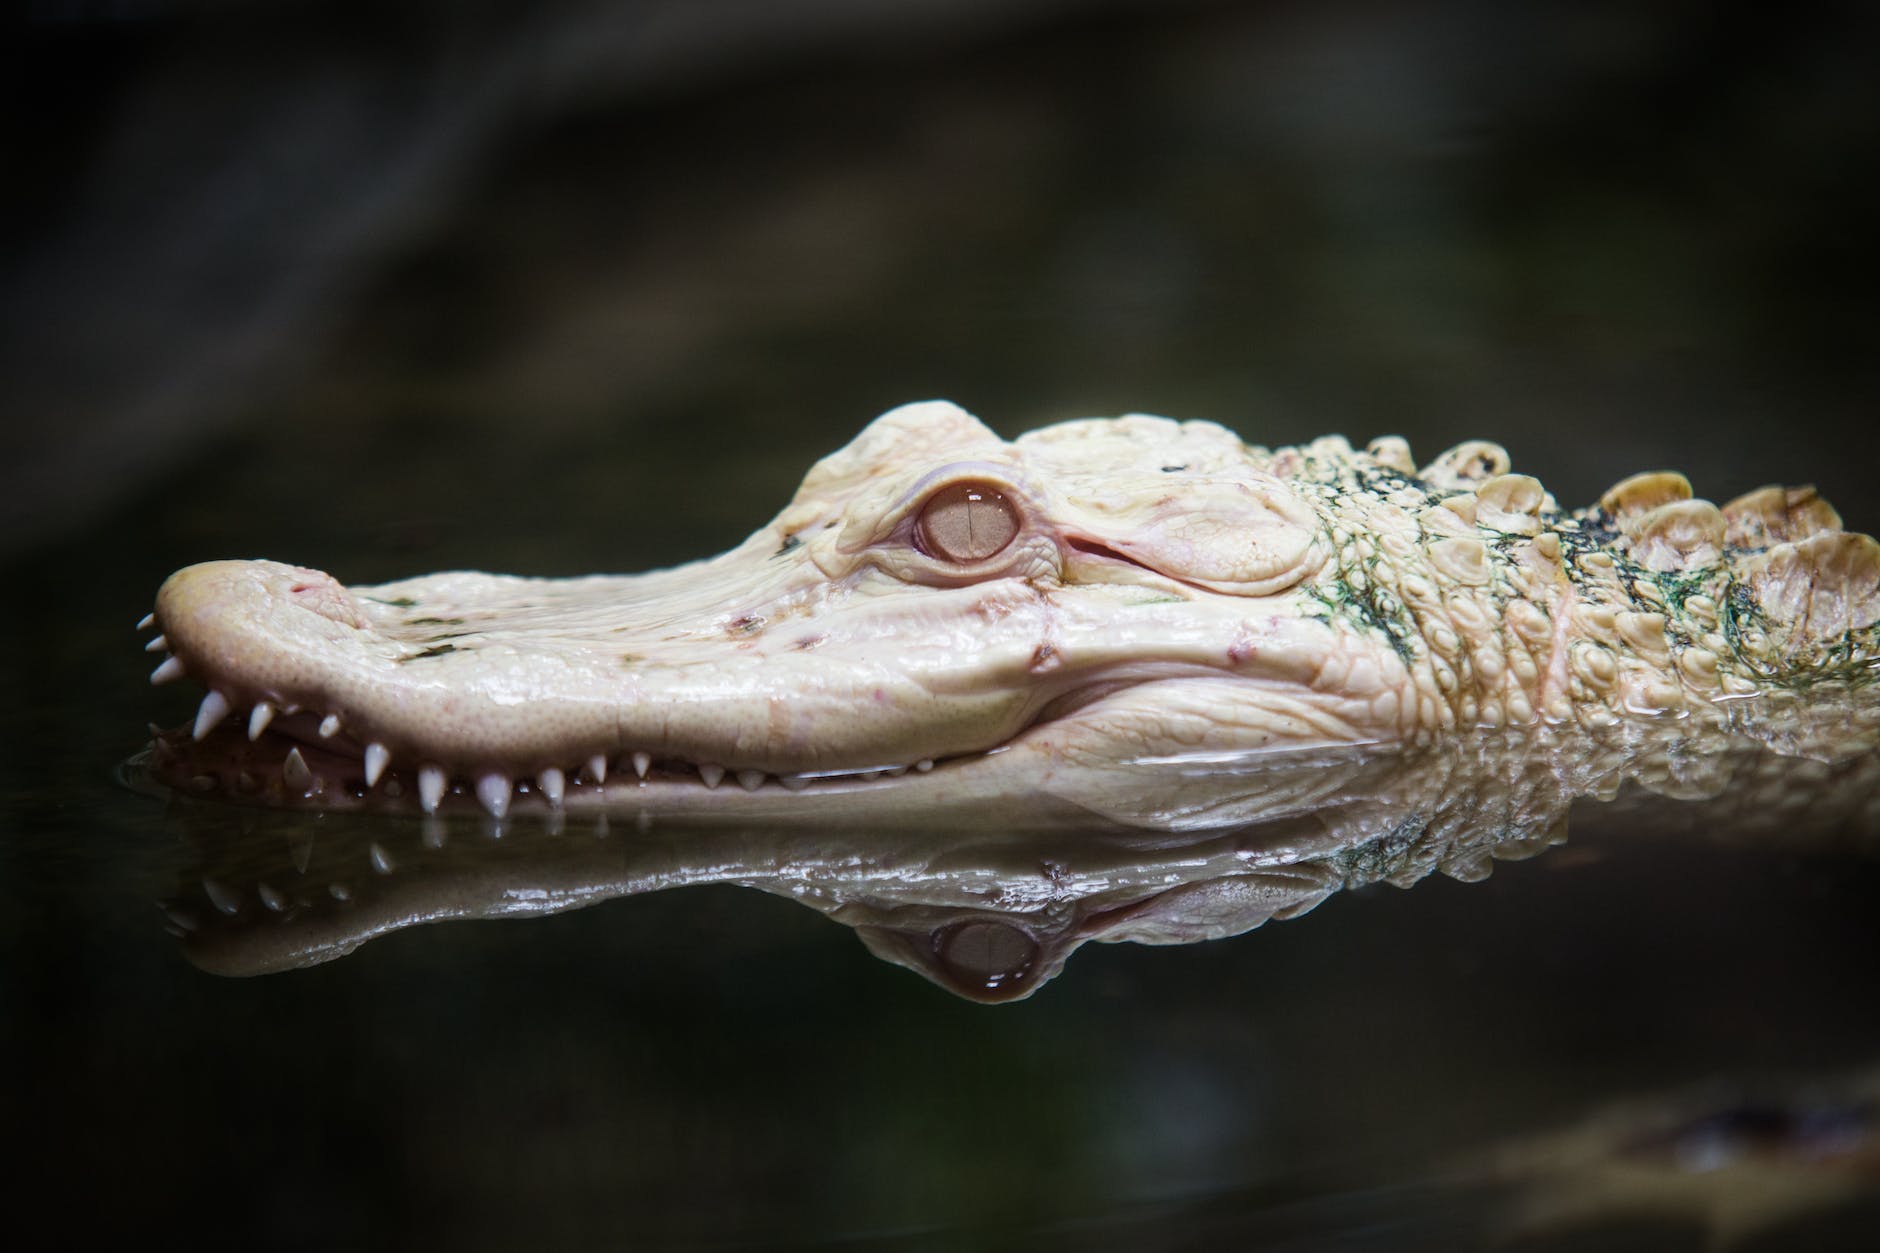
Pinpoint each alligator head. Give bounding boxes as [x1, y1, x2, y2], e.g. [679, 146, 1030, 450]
[142, 401, 1423, 827]
[140, 400, 1880, 830]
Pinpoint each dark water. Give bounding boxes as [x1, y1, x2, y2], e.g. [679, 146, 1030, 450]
[6, 2, 1880, 1248]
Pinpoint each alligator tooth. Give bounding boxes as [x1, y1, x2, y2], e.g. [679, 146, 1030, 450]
[161, 904, 201, 933]
[282, 746, 315, 791]
[202, 877, 242, 916]
[417, 765, 446, 814]
[537, 767, 565, 806]
[137, 612, 155, 630]
[369, 843, 396, 875]
[363, 742, 390, 788]
[287, 830, 314, 875]
[150, 656, 186, 685]
[193, 690, 232, 740]
[318, 713, 341, 738]
[778, 773, 810, 791]
[886, 765, 909, 777]
[915, 759, 934, 772]
[737, 769, 765, 792]
[144, 634, 169, 653]
[475, 772, 511, 819]
[586, 754, 608, 784]
[329, 882, 352, 902]
[698, 763, 725, 789]
[631, 751, 651, 779]
[257, 882, 287, 912]
[248, 702, 275, 741]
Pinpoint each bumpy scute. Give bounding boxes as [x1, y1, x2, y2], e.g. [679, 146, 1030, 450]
[1626, 500, 1727, 573]
[1599, 471, 1693, 522]
[1420, 441, 1512, 491]
[1365, 435, 1416, 475]
[1747, 531, 1880, 652]
[1722, 485, 1844, 548]
[1474, 473, 1548, 517]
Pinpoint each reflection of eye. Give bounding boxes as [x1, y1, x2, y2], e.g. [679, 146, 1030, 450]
[915, 481, 1020, 563]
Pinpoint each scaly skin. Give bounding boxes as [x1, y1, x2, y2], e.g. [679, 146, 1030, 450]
[141, 401, 1880, 830]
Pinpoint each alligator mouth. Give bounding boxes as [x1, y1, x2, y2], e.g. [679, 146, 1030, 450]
[140, 610, 979, 817]
[140, 700, 957, 817]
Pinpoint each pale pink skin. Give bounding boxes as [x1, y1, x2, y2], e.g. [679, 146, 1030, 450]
[143, 401, 1880, 828]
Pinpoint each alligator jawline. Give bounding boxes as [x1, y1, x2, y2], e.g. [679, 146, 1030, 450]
[144, 708, 975, 817]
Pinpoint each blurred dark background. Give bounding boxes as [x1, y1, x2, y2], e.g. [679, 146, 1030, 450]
[5, 0, 1877, 569]
[3, 1, 1879, 1248]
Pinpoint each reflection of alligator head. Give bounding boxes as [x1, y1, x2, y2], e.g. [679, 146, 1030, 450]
[143, 720, 1872, 1001]
[137, 401, 1880, 833]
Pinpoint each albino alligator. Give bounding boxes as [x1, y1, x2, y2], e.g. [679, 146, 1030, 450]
[139, 401, 1880, 996]
[141, 400, 1879, 833]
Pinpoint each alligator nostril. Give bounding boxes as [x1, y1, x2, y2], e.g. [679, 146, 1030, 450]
[282, 569, 365, 629]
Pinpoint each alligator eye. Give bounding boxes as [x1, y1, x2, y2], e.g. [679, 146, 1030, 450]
[915, 481, 1020, 563]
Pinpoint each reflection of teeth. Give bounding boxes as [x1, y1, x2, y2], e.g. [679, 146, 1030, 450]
[193, 690, 231, 740]
[202, 877, 242, 915]
[283, 746, 314, 792]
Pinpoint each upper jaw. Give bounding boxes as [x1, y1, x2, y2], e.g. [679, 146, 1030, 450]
[146, 556, 1044, 800]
